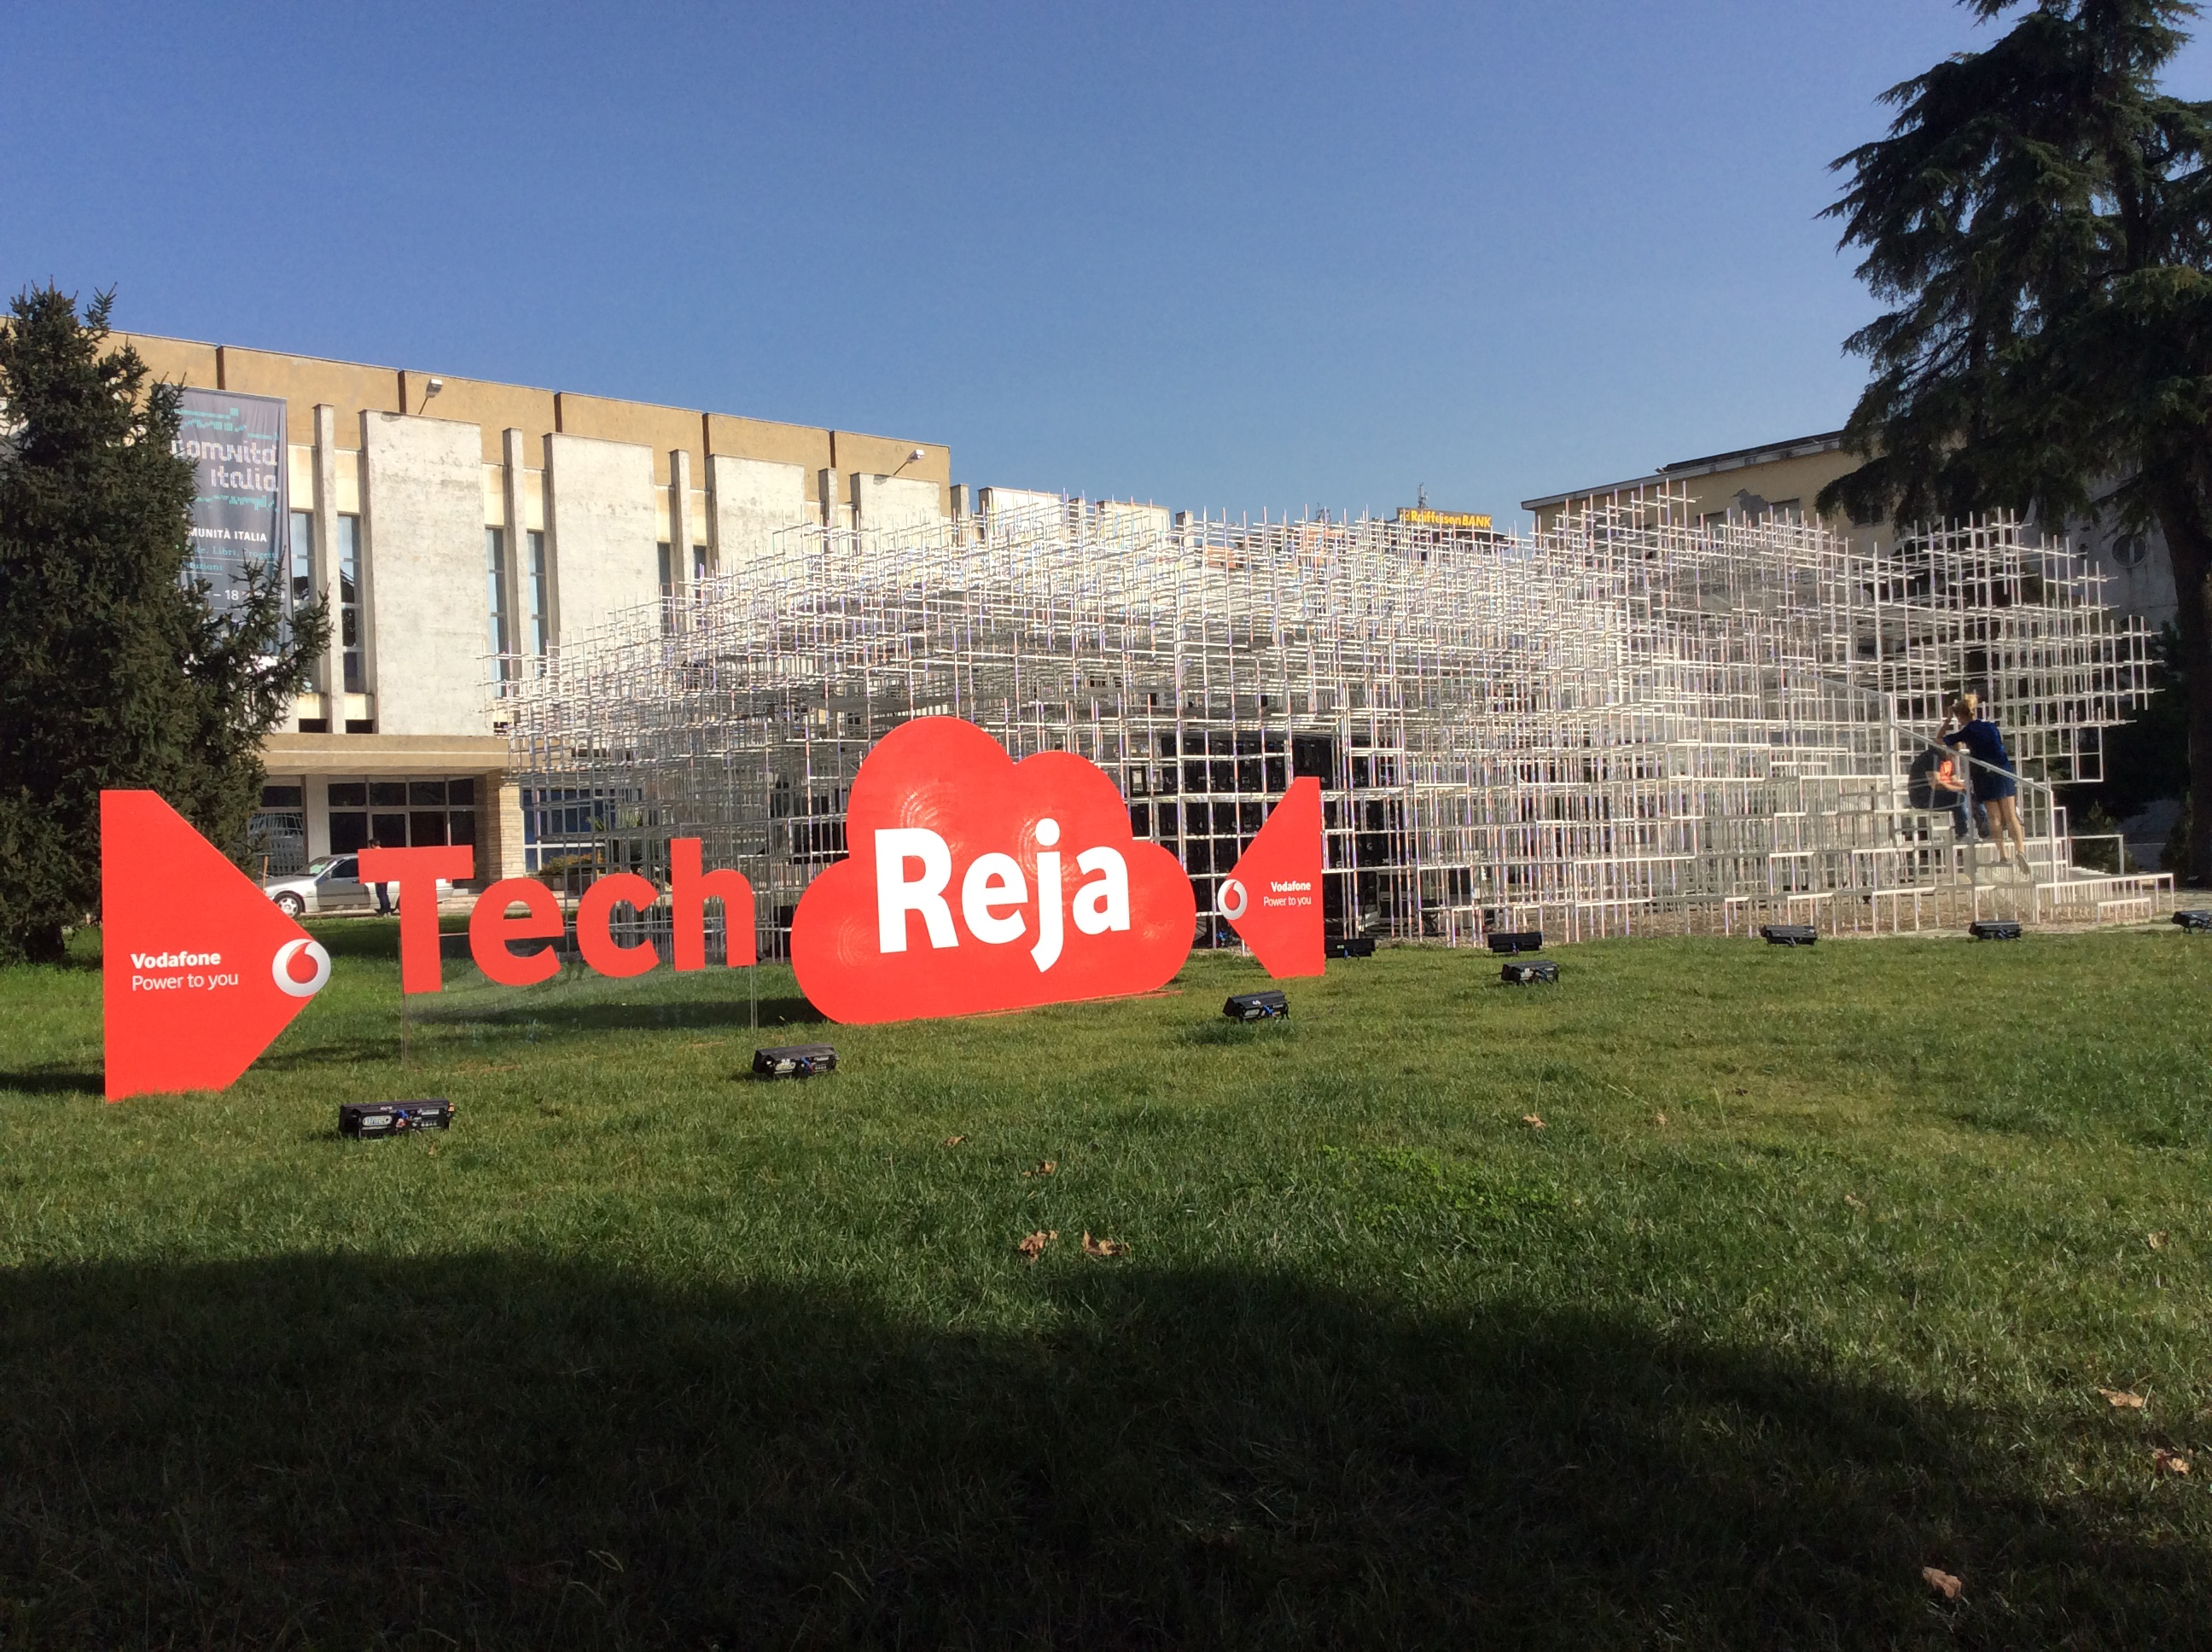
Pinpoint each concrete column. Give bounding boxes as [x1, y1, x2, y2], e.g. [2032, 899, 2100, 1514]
[852, 473, 946, 537]
[707, 455, 810, 575]
[706, 452, 726, 574]
[311, 405, 341, 706]
[544, 432, 658, 643]
[500, 428, 530, 678]
[669, 448, 696, 594]
[358, 410, 492, 736]
[492, 777, 527, 882]
[353, 410, 381, 709]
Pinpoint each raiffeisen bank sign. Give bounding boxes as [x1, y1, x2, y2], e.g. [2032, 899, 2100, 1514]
[98, 720, 1323, 1096]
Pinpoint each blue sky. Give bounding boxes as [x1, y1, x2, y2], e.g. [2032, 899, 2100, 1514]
[7, 2, 2209, 525]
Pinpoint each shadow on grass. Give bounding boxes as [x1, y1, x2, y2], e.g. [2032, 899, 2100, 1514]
[0, 1067, 102, 1097]
[0, 1257, 2196, 1649]
[417, 992, 826, 1033]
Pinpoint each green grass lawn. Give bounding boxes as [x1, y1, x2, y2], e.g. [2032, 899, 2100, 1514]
[2, 924, 2210, 1649]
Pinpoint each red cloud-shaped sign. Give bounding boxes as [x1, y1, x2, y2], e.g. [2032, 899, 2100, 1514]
[791, 718, 1196, 1023]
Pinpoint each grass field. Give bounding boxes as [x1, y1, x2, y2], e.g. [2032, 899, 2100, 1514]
[2, 923, 2210, 1648]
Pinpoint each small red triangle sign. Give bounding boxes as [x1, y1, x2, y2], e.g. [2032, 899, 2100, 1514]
[1218, 777, 1325, 978]
[102, 790, 331, 1100]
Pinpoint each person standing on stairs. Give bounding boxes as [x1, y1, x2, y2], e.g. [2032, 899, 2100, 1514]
[1944, 693, 2031, 877]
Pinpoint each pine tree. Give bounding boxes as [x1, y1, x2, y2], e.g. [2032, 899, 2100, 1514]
[0, 287, 328, 963]
[1820, 0, 2212, 883]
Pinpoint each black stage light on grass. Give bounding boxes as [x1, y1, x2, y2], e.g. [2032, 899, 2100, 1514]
[1969, 920, 2023, 940]
[1327, 935, 1377, 959]
[1224, 991, 1289, 1021]
[754, 1044, 838, 1079]
[1487, 931, 1544, 955]
[1761, 925, 1818, 946]
[2175, 910, 2212, 933]
[341, 1099, 453, 1137]
[1500, 960, 1559, 985]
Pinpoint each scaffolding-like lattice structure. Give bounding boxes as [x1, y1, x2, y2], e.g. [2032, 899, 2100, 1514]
[498, 492, 2171, 952]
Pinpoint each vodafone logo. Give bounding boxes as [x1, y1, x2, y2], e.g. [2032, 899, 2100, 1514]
[1214, 777, 1324, 978]
[272, 939, 333, 998]
[102, 792, 334, 1100]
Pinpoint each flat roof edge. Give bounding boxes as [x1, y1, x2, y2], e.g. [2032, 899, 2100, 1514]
[1520, 473, 1667, 511]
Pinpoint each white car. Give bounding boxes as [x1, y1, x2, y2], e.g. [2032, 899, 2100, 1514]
[263, 855, 450, 918]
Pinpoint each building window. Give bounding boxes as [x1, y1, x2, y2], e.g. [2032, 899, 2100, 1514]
[2114, 531, 2149, 568]
[337, 513, 364, 695]
[249, 779, 309, 877]
[326, 781, 370, 853]
[486, 526, 509, 673]
[521, 783, 628, 872]
[692, 542, 711, 584]
[527, 529, 549, 660]
[288, 510, 314, 610]
[288, 509, 322, 729]
[326, 776, 481, 856]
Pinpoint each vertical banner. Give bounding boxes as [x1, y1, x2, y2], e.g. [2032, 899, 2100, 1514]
[175, 388, 288, 622]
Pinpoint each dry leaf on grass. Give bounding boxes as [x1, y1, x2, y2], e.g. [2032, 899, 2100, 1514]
[2153, 1447, 2192, 1476]
[2149, 1231, 2168, 1251]
[942, 1135, 966, 1147]
[1016, 1230, 1057, 1262]
[1522, 1114, 1545, 1130]
[1653, 1111, 1668, 1126]
[1082, 1231, 1130, 1258]
[1922, 1566, 1964, 1601]
[1022, 1160, 1057, 1178]
[2099, 1387, 2147, 1411]
[1844, 1192, 1866, 1209]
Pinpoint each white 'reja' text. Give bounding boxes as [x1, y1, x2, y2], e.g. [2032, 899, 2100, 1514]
[876, 818, 1132, 970]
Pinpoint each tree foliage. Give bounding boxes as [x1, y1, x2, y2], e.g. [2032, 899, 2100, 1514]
[1820, 0, 2212, 882]
[0, 287, 328, 963]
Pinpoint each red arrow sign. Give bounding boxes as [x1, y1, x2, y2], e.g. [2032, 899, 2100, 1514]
[1218, 777, 1325, 978]
[102, 790, 330, 1100]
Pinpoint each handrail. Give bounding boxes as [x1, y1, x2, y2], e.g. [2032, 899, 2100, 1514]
[1807, 671, 2074, 867]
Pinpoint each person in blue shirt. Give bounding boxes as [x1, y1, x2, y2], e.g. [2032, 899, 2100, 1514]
[1944, 693, 2030, 875]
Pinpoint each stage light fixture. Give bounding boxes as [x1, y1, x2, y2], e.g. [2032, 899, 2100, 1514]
[1969, 920, 2023, 941]
[341, 1098, 453, 1137]
[1500, 960, 1559, 985]
[1487, 931, 1543, 955]
[1761, 925, 1818, 946]
[2175, 910, 2212, 933]
[1224, 991, 1289, 1021]
[754, 1044, 838, 1079]
[1327, 935, 1376, 958]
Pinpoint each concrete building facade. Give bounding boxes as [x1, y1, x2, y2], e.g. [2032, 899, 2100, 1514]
[124, 334, 952, 883]
[1522, 428, 2181, 631]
